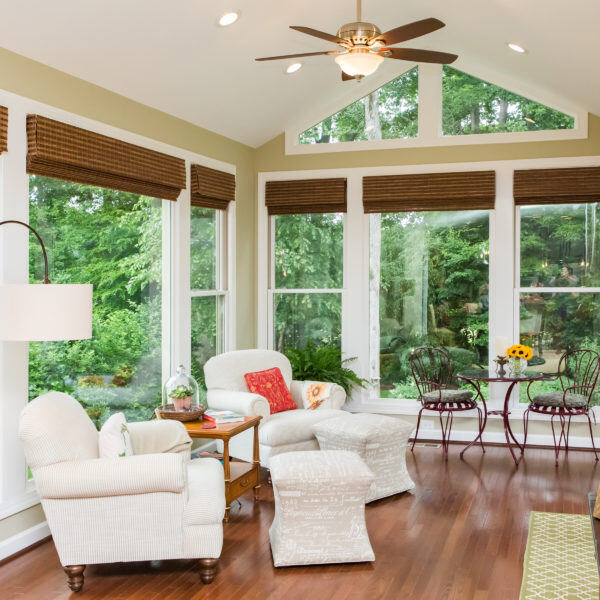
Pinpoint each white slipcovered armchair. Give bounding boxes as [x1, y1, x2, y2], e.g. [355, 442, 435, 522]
[204, 349, 348, 467]
[19, 392, 225, 592]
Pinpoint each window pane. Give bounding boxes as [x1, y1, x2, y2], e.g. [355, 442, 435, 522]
[442, 66, 574, 135]
[191, 206, 217, 290]
[274, 213, 343, 289]
[519, 292, 600, 403]
[299, 67, 418, 144]
[28, 175, 163, 423]
[375, 211, 489, 398]
[520, 203, 600, 287]
[274, 293, 342, 352]
[191, 295, 224, 397]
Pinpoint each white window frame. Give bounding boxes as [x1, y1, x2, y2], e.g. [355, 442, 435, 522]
[284, 63, 588, 155]
[0, 88, 236, 523]
[258, 156, 600, 447]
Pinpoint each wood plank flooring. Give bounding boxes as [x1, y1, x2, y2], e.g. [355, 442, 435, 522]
[1, 445, 598, 600]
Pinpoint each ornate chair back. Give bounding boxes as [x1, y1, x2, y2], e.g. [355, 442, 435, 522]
[557, 349, 600, 404]
[409, 346, 453, 400]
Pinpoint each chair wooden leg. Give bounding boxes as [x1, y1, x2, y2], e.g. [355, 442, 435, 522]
[199, 558, 218, 584]
[64, 565, 85, 592]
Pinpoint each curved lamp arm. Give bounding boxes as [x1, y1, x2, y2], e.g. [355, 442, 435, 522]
[0, 220, 50, 284]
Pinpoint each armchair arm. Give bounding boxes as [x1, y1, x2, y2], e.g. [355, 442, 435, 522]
[34, 453, 186, 499]
[290, 380, 347, 410]
[128, 420, 192, 457]
[206, 389, 270, 419]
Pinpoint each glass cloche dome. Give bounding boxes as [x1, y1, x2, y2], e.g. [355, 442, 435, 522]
[162, 365, 203, 412]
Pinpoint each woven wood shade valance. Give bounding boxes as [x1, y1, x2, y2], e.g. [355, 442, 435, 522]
[26, 115, 186, 200]
[265, 178, 347, 215]
[362, 171, 496, 213]
[0, 106, 7, 153]
[190, 164, 235, 210]
[514, 167, 600, 206]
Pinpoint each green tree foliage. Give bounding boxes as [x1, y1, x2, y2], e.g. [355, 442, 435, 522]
[28, 175, 163, 423]
[442, 66, 574, 135]
[299, 67, 418, 143]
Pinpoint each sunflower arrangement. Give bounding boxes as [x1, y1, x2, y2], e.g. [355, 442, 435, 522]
[506, 344, 533, 360]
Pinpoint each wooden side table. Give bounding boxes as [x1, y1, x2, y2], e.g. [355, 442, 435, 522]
[184, 415, 262, 522]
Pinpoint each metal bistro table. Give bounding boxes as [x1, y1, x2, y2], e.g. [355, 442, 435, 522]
[457, 369, 553, 467]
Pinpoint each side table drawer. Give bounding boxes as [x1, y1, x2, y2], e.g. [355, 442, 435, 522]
[228, 467, 259, 501]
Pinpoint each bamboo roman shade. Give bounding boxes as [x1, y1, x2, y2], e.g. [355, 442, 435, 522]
[265, 178, 347, 215]
[362, 171, 496, 213]
[190, 164, 236, 210]
[26, 115, 186, 200]
[0, 106, 7, 153]
[514, 167, 600, 205]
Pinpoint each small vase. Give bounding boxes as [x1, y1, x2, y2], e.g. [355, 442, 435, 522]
[509, 357, 527, 377]
[172, 396, 191, 411]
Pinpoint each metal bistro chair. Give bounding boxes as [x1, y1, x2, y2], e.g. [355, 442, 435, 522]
[410, 346, 484, 458]
[524, 349, 600, 466]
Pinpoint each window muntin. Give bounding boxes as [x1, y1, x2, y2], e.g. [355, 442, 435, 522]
[190, 206, 226, 394]
[442, 66, 575, 136]
[372, 210, 489, 399]
[271, 213, 344, 352]
[518, 203, 600, 402]
[299, 67, 418, 144]
[28, 175, 164, 423]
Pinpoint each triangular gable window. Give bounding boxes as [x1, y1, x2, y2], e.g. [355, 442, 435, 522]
[442, 66, 574, 135]
[299, 67, 418, 144]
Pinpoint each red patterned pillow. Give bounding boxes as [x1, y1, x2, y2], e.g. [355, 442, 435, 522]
[244, 367, 297, 414]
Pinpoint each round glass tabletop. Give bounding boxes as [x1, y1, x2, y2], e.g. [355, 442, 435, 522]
[456, 369, 552, 383]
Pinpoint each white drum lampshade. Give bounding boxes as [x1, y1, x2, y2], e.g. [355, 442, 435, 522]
[0, 283, 93, 341]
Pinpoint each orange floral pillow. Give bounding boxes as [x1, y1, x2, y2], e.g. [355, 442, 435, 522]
[244, 367, 297, 414]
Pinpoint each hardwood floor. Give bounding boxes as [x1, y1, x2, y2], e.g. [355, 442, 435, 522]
[1, 445, 598, 599]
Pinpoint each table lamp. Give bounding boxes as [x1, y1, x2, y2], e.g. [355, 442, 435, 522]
[0, 220, 92, 341]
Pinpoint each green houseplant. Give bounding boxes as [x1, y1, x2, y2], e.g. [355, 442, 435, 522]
[168, 384, 193, 411]
[285, 342, 367, 395]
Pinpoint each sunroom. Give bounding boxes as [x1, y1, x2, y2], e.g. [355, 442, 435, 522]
[0, 1, 599, 598]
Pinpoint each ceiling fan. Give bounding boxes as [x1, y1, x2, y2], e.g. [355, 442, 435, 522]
[255, 0, 458, 81]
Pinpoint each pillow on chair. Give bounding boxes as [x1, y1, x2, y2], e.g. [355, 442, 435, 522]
[244, 367, 297, 414]
[99, 412, 133, 458]
[300, 381, 333, 410]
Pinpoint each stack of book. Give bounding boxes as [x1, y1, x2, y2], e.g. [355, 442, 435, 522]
[203, 409, 245, 424]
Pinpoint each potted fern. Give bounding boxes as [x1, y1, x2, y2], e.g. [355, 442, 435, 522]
[285, 342, 367, 395]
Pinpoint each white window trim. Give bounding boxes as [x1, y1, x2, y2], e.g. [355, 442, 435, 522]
[284, 63, 588, 155]
[257, 155, 600, 438]
[0, 87, 236, 520]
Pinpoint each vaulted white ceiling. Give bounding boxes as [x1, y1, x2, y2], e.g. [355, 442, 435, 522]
[0, 0, 597, 147]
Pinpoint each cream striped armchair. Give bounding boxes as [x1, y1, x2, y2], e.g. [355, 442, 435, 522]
[19, 392, 225, 592]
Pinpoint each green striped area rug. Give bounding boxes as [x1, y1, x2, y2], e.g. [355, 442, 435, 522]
[521, 511, 599, 600]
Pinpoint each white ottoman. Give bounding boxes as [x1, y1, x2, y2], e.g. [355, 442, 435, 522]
[313, 413, 415, 503]
[269, 450, 375, 567]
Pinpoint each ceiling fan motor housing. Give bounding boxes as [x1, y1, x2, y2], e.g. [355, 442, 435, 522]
[337, 22, 381, 46]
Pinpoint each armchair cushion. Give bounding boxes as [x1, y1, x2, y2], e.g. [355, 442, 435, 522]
[128, 420, 192, 456]
[206, 389, 270, 419]
[260, 409, 347, 447]
[532, 392, 588, 408]
[34, 453, 186, 499]
[244, 367, 296, 414]
[422, 389, 473, 403]
[290, 380, 347, 411]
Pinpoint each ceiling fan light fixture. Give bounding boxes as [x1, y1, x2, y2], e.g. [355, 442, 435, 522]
[335, 49, 384, 77]
[508, 42, 526, 54]
[286, 62, 303, 74]
[218, 11, 240, 27]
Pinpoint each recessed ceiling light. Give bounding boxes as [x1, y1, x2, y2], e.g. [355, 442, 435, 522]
[286, 62, 303, 74]
[508, 43, 526, 54]
[218, 11, 240, 27]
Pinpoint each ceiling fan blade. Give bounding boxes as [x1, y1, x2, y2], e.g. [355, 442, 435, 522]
[255, 51, 336, 62]
[383, 47, 458, 64]
[290, 26, 347, 46]
[370, 18, 445, 47]
[341, 71, 356, 81]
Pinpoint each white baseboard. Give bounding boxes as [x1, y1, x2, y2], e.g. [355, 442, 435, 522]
[0, 521, 50, 562]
